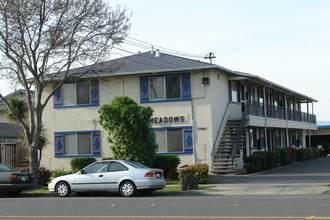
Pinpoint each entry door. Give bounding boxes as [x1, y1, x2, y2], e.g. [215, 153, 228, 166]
[72, 161, 109, 191]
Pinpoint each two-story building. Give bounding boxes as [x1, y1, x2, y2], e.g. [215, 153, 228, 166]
[41, 51, 318, 173]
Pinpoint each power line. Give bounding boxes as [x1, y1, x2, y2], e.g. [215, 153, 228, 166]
[125, 36, 205, 59]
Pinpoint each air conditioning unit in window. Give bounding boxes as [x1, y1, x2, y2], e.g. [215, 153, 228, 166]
[202, 77, 209, 85]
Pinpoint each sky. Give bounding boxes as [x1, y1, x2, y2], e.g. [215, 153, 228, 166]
[1, 0, 329, 121]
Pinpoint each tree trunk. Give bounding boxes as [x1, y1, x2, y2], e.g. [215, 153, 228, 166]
[29, 143, 40, 187]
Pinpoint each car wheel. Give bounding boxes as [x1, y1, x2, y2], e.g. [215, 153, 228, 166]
[120, 181, 136, 197]
[56, 182, 71, 197]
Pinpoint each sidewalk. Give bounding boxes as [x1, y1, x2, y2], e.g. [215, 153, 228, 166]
[199, 183, 330, 195]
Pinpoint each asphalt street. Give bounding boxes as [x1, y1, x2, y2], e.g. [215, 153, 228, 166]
[0, 157, 330, 219]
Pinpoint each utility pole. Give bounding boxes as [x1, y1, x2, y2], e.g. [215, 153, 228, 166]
[204, 52, 216, 64]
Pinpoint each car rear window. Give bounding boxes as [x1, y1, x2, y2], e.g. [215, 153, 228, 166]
[124, 161, 150, 169]
[0, 164, 16, 172]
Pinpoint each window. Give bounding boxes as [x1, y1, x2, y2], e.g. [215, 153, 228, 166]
[154, 127, 192, 154]
[54, 130, 101, 157]
[53, 80, 99, 108]
[229, 81, 239, 102]
[108, 162, 128, 172]
[83, 162, 109, 174]
[140, 74, 191, 103]
[64, 133, 91, 155]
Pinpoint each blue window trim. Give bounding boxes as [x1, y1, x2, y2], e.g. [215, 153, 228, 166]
[141, 98, 192, 103]
[153, 126, 193, 154]
[54, 130, 101, 158]
[53, 80, 99, 108]
[55, 154, 101, 158]
[229, 101, 240, 105]
[55, 130, 100, 134]
[54, 104, 100, 109]
[153, 126, 192, 130]
[140, 73, 191, 104]
[156, 152, 193, 155]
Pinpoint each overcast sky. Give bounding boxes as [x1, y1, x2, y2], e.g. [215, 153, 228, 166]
[1, 0, 329, 121]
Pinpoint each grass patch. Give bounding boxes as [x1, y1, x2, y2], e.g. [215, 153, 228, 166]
[166, 179, 180, 185]
[23, 187, 50, 194]
[157, 185, 215, 193]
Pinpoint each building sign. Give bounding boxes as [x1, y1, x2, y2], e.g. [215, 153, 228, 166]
[151, 115, 188, 125]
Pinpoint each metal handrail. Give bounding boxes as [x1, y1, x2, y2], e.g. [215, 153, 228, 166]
[231, 105, 248, 166]
[211, 102, 230, 168]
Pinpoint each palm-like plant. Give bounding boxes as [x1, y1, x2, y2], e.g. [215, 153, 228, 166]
[6, 97, 28, 125]
[6, 97, 48, 166]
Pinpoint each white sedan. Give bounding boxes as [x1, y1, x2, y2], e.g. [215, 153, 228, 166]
[48, 160, 166, 197]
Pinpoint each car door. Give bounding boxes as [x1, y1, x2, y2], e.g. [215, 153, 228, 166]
[72, 162, 109, 191]
[105, 161, 130, 191]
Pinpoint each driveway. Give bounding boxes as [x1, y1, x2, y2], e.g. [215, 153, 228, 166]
[209, 156, 330, 185]
[203, 156, 330, 195]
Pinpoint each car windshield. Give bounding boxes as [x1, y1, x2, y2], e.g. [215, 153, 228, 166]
[0, 164, 16, 172]
[124, 161, 150, 169]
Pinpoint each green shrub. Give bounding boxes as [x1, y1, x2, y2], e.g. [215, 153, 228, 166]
[70, 157, 97, 172]
[102, 157, 114, 161]
[319, 148, 325, 157]
[38, 167, 52, 186]
[305, 148, 313, 160]
[273, 147, 293, 166]
[243, 154, 267, 173]
[152, 154, 181, 178]
[297, 148, 317, 161]
[253, 151, 277, 169]
[273, 148, 287, 166]
[52, 169, 75, 178]
[312, 147, 320, 158]
[323, 145, 330, 155]
[177, 164, 209, 184]
[297, 148, 307, 161]
[291, 148, 297, 161]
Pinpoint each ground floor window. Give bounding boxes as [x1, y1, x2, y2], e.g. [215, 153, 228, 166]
[154, 127, 193, 154]
[54, 130, 101, 157]
[248, 127, 303, 152]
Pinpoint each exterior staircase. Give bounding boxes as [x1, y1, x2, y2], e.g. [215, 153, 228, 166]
[213, 120, 245, 174]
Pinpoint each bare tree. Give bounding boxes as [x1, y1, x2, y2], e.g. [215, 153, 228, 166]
[0, 0, 130, 185]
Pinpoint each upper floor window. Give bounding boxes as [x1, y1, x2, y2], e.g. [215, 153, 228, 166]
[229, 80, 239, 102]
[53, 80, 99, 108]
[140, 74, 191, 103]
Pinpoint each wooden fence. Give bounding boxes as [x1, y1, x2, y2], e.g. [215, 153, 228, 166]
[0, 143, 29, 168]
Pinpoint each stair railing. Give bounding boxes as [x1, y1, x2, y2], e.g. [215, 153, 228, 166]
[211, 102, 230, 171]
[231, 104, 248, 167]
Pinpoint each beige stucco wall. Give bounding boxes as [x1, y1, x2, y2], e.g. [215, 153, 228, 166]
[41, 70, 228, 171]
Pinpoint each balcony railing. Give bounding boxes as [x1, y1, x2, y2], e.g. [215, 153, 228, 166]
[247, 102, 316, 124]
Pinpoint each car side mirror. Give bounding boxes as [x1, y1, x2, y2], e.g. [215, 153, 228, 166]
[79, 170, 85, 174]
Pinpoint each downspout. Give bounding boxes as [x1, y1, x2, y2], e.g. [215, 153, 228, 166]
[191, 98, 197, 164]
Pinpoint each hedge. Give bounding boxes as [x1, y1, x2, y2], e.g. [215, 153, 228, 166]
[243, 154, 267, 173]
[253, 151, 278, 170]
[177, 164, 209, 184]
[244, 147, 322, 174]
[152, 154, 181, 179]
[70, 157, 97, 172]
